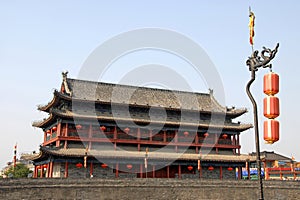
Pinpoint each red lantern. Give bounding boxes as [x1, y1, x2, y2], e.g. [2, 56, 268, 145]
[222, 134, 228, 139]
[100, 126, 106, 131]
[208, 166, 214, 171]
[264, 72, 279, 95]
[124, 127, 130, 133]
[126, 164, 133, 170]
[184, 131, 189, 136]
[46, 130, 51, 133]
[264, 96, 280, 119]
[36, 165, 40, 169]
[52, 126, 57, 131]
[43, 164, 48, 168]
[101, 163, 108, 169]
[204, 132, 209, 137]
[76, 163, 83, 168]
[187, 166, 193, 171]
[264, 119, 279, 144]
[76, 124, 82, 130]
[227, 167, 233, 171]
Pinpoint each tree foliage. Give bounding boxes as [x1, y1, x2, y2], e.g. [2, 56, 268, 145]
[4, 163, 32, 178]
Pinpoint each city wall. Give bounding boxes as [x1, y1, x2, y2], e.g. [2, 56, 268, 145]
[0, 178, 299, 200]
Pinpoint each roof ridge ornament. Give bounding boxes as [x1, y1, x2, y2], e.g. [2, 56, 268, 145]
[62, 71, 72, 96]
[246, 43, 279, 71]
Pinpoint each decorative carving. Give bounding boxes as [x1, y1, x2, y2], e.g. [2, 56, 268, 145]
[62, 71, 68, 81]
[61, 71, 72, 96]
[246, 43, 279, 71]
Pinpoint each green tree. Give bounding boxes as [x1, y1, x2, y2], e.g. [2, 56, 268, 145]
[5, 163, 32, 178]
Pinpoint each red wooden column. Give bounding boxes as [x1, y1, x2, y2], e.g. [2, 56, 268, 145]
[232, 134, 236, 154]
[34, 166, 38, 178]
[137, 128, 141, 141]
[46, 163, 50, 178]
[237, 166, 242, 180]
[178, 165, 181, 179]
[57, 122, 62, 137]
[113, 126, 117, 139]
[219, 166, 223, 180]
[263, 161, 266, 180]
[174, 131, 178, 153]
[88, 124, 92, 149]
[152, 165, 155, 178]
[246, 161, 250, 180]
[40, 165, 43, 178]
[232, 134, 236, 145]
[50, 129, 53, 141]
[56, 122, 62, 147]
[199, 165, 202, 179]
[64, 123, 68, 149]
[215, 134, 219, 154]
[43, 132, 47, 144]
[214, 133, 218, 143]
[237, 134, 240, 155]
[265, 168, 269, 180]
[149, 130, 153, 142]
[163, 131, 167, 142]
[114, 126, 117, 150]
[140, 164, 143, 178]
[64, 161, 68, 178]
[195, 132, 199, 154]
[43, 165, 46, 178]
[115, 163, 119, 178]
[49, 161, 53, 178]
[280, 168, 283, 180]
[65, 123, 68, 137]
[33, 166, 36, 178]
[137, 128, 141, 151]
[90, 162, 93, 177]
[88, 124, 92, 138]
[167, 166, 170, 178]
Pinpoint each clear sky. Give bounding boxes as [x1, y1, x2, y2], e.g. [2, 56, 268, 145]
[0, 1, 299, 168]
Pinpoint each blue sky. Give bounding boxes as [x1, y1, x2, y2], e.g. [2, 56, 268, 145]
[0, 1, 299, 168]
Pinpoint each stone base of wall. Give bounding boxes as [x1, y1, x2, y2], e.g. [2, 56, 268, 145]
[0, 178, 299, 200]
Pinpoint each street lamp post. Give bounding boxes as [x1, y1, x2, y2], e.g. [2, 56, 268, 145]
[245, 43, 279, 200]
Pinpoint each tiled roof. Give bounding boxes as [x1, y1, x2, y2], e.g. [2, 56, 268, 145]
[37, 147, 256, 162]
[250, 151, 292, 162]
[66, 78, 247, 114]
[21, 152, 42, 161]
[34, 76, 250, 130]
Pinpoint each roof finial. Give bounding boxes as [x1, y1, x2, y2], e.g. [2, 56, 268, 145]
[62, 71, 68, 81]
[61, 71, 72, 96]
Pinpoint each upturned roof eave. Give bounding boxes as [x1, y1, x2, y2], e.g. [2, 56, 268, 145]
[37, 90, 61, 112]
[38, 147, 257, 162]
[32, 113, 56, 129]
[50, 109, 252, 132]
[47, 91, 246, 117]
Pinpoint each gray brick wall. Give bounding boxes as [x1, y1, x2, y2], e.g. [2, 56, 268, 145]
[0, 179, 300, 200]
[68, 163, 87, 178]
[92, 165, 115, 178]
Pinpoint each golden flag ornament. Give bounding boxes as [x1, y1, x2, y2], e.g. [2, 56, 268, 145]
[249, 11, 255, 45]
